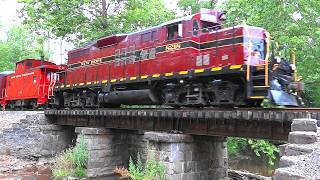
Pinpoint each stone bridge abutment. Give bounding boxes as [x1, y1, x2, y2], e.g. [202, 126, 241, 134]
[75, 127, 228, 179]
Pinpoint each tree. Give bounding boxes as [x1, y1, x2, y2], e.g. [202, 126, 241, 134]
[0, 25, 46, 71]
[19, 0, 175, 44]
[177, 0, 217, 15]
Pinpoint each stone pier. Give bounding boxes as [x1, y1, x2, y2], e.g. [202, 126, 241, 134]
[75, 127, 228, 180]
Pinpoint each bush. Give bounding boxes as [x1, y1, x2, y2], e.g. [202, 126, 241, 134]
[227, 137, 279, 166]
[52, 134, 89, 179]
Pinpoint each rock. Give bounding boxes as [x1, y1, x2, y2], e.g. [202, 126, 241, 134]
[288, 131, 317, 144]
[279, 156, 296, 168]
[291, 119, 317, 132]
[285, 144, 313, 156]
[273, 169, 304, 180]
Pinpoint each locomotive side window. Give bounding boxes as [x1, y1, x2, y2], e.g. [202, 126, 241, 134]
[152, 31, 157, 40]
[140, 49, 149, 60]
[115, 49, 121, 66]
[149, 48, 156, 59]
[121, 48, 127, 61]
[141, 32, 152, 42]
[193, 20, 199, 36]
[167, 23, 180, 40]
[115, 49, 120, 61]
[128, 45, 136, 64]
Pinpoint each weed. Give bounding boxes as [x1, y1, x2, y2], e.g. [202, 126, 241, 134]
[52, 133, 88, 179]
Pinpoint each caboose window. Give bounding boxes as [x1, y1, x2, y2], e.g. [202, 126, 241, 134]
[167, 24, 179, 40]
[26, 61, 33, 67]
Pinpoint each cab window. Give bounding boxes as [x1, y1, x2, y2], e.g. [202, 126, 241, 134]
[192, 20, 199, 36]
[167, 24, 179, 40]
[202, 21, 221, 32]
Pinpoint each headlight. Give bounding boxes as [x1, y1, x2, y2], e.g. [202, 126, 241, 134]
[290, 64, 296, 71]
[275, 56, 281, 63]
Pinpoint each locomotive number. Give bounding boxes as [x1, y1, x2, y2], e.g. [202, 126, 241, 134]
[166, 43, 181, 51]
[80, 58, 102, 66]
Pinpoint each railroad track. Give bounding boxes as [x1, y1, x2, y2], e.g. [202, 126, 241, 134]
[44, 107, 320, 140]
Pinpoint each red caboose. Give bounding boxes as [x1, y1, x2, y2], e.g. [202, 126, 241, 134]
[3, 59, 66, 109]
[0, 71, 13, 109]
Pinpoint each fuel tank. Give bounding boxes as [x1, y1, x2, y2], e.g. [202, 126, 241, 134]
[98, 89, 161, 105]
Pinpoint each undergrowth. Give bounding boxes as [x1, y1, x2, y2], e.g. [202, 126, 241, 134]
[227, 137, 279, 166]
[114, 152, 166, 180]
[52, 134, 88, 179]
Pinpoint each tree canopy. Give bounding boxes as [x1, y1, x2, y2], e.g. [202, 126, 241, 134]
[19, 0, 175, 44]
[0, 25, 46, 71]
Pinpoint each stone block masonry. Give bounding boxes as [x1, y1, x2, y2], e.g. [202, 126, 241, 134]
[75, 127, 228, 180]
[145, 132, 228, 180]
[0, 112, 74, 159]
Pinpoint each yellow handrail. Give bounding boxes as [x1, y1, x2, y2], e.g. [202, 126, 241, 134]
[291, 50, 298, 81]
[264, 32, 271, 86]
[244, 25, 252, 81]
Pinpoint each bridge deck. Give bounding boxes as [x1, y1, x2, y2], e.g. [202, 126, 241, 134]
[45, 108, 320, 140]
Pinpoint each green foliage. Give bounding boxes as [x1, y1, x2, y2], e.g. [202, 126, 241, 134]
[247, 139, 279, 166]
[303, 82, 320, 107]
[19, 0, 175, 44]
[52, 134, 88, 179]
[227, 138, 279, 166]
[177, 0, 216, 14]
[227, 137, 248, 156]
[0, 25, 47, 71]
[129, 152, 166, 180]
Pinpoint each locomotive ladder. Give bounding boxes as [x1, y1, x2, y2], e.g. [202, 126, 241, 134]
[246, 32, 271, 99]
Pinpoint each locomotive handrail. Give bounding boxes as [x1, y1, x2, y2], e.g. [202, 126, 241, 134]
[264, 32, 271, 86]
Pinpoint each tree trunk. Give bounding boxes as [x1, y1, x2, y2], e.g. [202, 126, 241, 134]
[101, 0, 108, 28]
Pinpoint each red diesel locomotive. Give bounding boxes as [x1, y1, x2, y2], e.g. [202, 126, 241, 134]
[51, 8, 303, 108]
[0, 59, 66, 109]
[0, 8, 299, 109]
